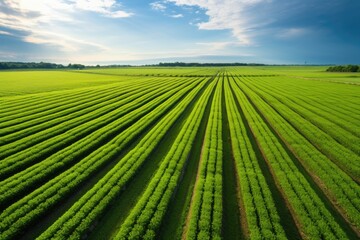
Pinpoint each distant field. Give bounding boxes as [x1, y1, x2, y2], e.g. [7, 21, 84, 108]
[81, 67, 218, 76]
[0, 67, 359, 240]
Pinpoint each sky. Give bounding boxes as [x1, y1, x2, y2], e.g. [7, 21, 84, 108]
[0, 0, 359, 65]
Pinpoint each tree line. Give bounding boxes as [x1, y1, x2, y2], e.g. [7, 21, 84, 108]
[156, 62, 265, 67]
[326, 65, 360, 72]
[0, 62, 85, 70]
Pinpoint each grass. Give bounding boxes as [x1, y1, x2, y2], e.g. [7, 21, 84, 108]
[0, 70, 137, 97]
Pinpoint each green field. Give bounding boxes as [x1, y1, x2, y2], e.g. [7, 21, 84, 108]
[0, 66, 359, 240]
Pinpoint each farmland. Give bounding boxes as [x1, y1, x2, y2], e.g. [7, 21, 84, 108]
[0, 66, 359, 240]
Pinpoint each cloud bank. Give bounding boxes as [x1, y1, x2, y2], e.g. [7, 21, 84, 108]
[166, 0, 270, 45]
[0, 0, 132, 53]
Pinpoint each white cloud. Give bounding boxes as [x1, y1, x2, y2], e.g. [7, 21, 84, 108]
[277, 28, 310, 39]
[150, 1, 167, 11]
[23, 30, 109, 52]
[171, 13, 183, 18]
[151, 2, 185, 19]
[73, 0, 133, 18]
[105, 10, 132, 18]
[0, 30, 14, 36]
[167, 0, 270, 45]
[0, 0, 132, 53]
[14, 0, 133, 19]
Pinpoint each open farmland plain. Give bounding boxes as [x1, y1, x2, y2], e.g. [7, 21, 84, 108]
[0, 66, 359, 240]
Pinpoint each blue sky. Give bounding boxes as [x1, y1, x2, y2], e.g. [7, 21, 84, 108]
[0, 0, 359, 64]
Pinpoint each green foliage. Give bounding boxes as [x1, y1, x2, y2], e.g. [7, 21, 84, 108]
[113, 77, 216, 240]
[230, 77, 353, 238]
[157, 62, 265, 67]
[0, 61, 84, 70]
[0, 67, 358, 240]
[185, 77, 223, 240]
[235, 75, 360, 229]
[0, 71, 137, 97]
[326, 65, 360, 72]
[67, 63, 85, 69]
[37, 78, 208, 240]
[0, 77, 202, 240]
[0, 78, 191, 208]
[223, 76, 286, 239]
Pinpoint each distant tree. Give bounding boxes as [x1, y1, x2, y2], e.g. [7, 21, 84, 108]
[346, 65, 359, 72]
[326, 65, 359, 72]
[0, 62, 85, 70]
[68, 63, 85, 69]
[156, 62, 261, 67]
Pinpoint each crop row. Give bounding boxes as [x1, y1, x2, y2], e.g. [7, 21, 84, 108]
[0, 77, 186, 158]
[229, 76, 348, 239]
[36, 75, 214, 240]
[1, 69, 357, 239]
[0, 78, 200, 209]
[0, 74, 147, 114]
[238, 76, 360, 180]
[255, 76, 360, 123]
[0, 84, 104, 115]
[223, 76, 287, 239]
[0, 76, 207, 240]
[0, 77, 175, 145]
[0, 79, 134, 118]
[246, 76, 360, 150]
[184, 76, 223, 240]
[233, 75, 360, 229]
[249, 77, 360, 136]
[0, 84, 121, 137]
[0, 77, 165, 135]
[0, 82, 125, 130]
[0, 78, 194, 178]
[113, 76, 218, 240]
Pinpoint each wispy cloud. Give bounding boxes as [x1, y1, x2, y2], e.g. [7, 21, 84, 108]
[74, 0, 133, 18]
[23, 30, 109, 52]
[167, 0, 270, 45]
[150, 1, 167, 11]
[170, 13, 183, 18]
[150, 1, 185, 19]
[0, 30, 14, 36]
[0, 0, 132, 54]
[1, 0, 358, 64]
[167, 0, 282, 46]
[277, 28, 311, 39]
